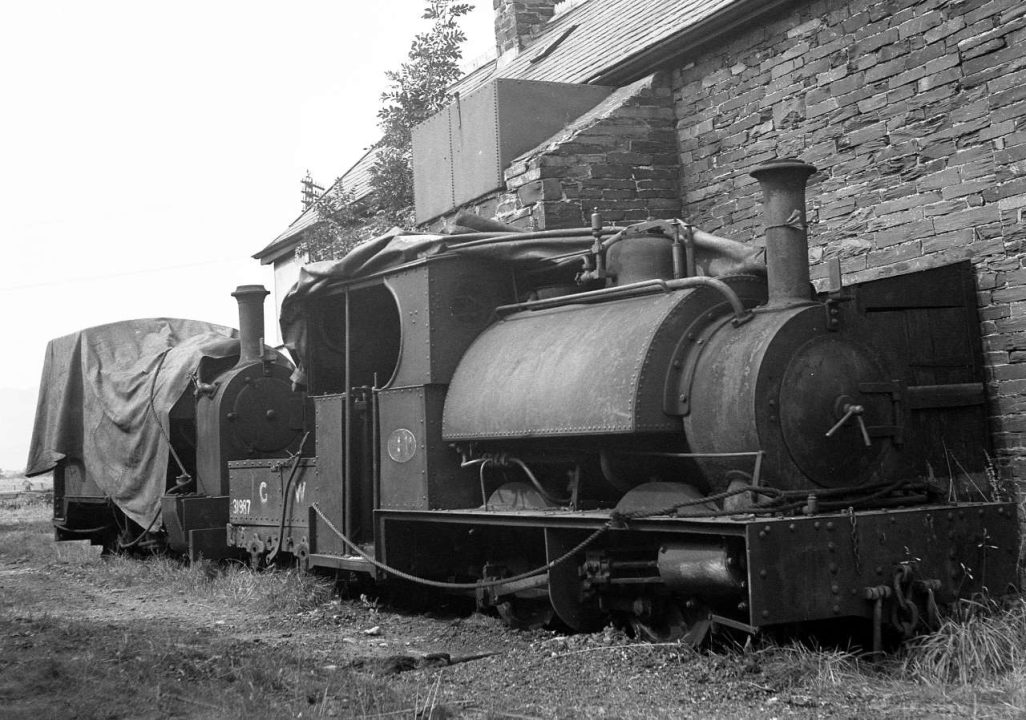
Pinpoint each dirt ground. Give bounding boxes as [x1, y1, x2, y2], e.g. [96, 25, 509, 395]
[1, 494, 1022, 719]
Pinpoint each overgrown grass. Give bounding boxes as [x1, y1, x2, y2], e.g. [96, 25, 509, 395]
[89, 555, 335, 614]
[9, 493, 1026, 717]
[1, 495, 334, 614]
[0, 494, 101, 566]
[0, 612, 413, 720]
[901, 597, 1026, 684]
[729, 598, 1026, 717]
[0, 495, 414, 719]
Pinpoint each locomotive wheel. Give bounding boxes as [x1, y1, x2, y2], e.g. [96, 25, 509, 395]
[628, 601, 711, 646]
[545, 528, 606, 632]
[629, 604, 687, 643]
[496, 597, 556, 630]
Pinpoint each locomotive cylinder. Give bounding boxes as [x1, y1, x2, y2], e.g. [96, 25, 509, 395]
[656, 543, 744, 599]
[231, 284, 270, 366]
[750, 159, 817, 307]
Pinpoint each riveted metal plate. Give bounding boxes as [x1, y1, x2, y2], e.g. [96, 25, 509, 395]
[443, 289, 708, 440]
[228, 458, 318, 530]
[745, 503, 1019, 627]
[388, 259, 514, 389]
[378, 385, 475, 511]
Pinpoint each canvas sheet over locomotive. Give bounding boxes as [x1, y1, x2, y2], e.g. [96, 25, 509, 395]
[26, 319, 238, 527]
[278, 218, 764, 376]
[30, 159, 1019, 650]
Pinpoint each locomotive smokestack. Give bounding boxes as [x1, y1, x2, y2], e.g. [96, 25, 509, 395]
[750, 159, 817, 307]
[231, 284, 270, 366]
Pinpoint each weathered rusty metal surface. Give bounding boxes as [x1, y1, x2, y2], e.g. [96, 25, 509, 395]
[231, 285, 270, 367]
[413, 79, 613, 223]
[386, 259, 514, 389]
[378, 385, 476, 511]
[657, 542, 745, 598]
[161, 495, 228, 554]
[412, 108, 454, 223]
[614, 481, 715, 516]
[684, 304, 893, 491]
[310, 394, 350, 556]
[749, 159, 817, 307]
[443, 290, 704, 440]
[745, 503, 1019, 627]
[196, 361, 304, 496]
[227, 458, 317, 529]
[187, 527, 235, 562]
[546, 528, 605, 632]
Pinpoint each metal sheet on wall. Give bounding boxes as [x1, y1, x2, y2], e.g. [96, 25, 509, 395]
[413, 79, 615, 224]
[412, 108, 455, 223]
[495, 80, 614, 169]
[451, 82, 500, 209]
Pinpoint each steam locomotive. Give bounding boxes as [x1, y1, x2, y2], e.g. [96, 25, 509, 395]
[37, 159, 1019, 649]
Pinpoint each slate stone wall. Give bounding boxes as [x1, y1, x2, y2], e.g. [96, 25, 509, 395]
[672, 0, 1026, 481]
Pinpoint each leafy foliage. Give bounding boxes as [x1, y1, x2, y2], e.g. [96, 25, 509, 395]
[301, 1, 472, 260]
[299, 182, 389, 263]
[371, 0, 473, 221]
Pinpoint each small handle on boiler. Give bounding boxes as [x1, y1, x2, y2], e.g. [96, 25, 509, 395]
[825, 403, 872, 447]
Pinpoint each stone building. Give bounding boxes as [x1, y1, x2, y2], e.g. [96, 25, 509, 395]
[261, 0, 1026, 480]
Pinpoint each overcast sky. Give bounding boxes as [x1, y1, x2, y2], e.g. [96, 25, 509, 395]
[0, 1, 495, 470]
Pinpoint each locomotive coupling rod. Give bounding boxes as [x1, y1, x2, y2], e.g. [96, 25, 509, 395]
[496, 276, 752, 325]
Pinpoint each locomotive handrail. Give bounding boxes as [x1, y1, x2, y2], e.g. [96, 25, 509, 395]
[495, 276, 752, 325]
[444, 225, 620, 247]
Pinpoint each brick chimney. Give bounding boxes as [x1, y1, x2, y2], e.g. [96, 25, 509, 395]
[494, 0, 559, 56]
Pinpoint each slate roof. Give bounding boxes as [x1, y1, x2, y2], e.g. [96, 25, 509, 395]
[259, 0, 754, 263]
[451, 0, 741, 95]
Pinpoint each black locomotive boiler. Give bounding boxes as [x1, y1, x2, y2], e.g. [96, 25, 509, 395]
[35, 159, 1019, 649]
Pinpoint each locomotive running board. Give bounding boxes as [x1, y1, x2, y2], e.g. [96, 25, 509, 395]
[375, 507, 748, 536]
[308, 553, 375, 573]
[377, 502, 1020, 630]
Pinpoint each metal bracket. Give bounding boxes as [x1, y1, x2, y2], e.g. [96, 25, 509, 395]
[858, 380, 905, 446]
[664, 312, 734, 416]
[709, 613, 760, 635]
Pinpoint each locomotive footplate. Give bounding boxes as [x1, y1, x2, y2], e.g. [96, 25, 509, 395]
[376, 502, 1019, 636]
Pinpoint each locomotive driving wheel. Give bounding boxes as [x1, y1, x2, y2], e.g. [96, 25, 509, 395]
[481, 555, 559, 631]
[626, 599, 712, 646]
[496, 598, 556, 630]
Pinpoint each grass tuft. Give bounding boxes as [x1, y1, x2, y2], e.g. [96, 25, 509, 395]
[88, 554, 334, 613]
[901, 596, 1026, 685]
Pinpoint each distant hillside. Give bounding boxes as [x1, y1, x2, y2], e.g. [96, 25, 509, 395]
[0, 386, 40, 474]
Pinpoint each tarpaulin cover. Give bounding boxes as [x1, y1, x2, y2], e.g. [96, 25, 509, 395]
[26, 318, 238, 527]
[279, 227, 597, 369]
[279, 223, 764, 374]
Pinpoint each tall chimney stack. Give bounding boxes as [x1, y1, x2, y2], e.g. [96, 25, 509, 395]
[749, 159, 817, 307]
[494, 0, 559, 57]
[231, 285, 270, 366]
